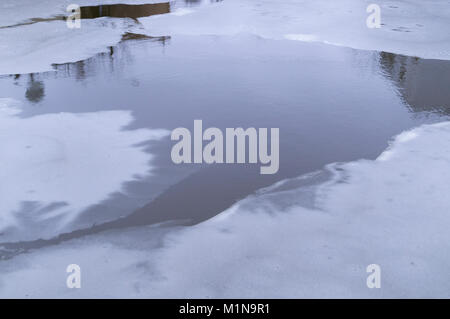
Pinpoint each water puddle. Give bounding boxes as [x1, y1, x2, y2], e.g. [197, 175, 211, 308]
[0, 33, 449, 259]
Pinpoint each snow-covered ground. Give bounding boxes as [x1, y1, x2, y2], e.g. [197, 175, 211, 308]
[141, 0, 450, 60]
[1, 121, 450, 298]
[1, 0, 450, 75]
[0, 98, 169, 241]
[0, 18, 135, 75]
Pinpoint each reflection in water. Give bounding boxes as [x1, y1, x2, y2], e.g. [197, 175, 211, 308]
[379, 52, 450, 116]
[25, 74, 45, 103]
[50, 34, 169, 80]
[79, 3, 171, 20]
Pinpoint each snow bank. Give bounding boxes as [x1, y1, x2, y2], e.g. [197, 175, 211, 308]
[1, 121, 450, 298]
[140, 0, 450, 60]
[0, 98, 169, 241]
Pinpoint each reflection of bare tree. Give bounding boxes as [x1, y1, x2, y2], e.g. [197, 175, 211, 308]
[378, 52, 450, 115]
[52, 35, 169, 81]
[25, 74, 45, 103]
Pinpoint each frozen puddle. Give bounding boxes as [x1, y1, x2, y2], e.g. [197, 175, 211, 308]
[1, 121, 450, 297]
[0, 98, 169, 241]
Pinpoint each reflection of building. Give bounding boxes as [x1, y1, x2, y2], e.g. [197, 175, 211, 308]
[379, 52, 450, 115]
[52, 35, 169, 80]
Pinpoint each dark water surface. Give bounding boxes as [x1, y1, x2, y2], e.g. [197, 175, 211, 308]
[1, 31, 449, 255]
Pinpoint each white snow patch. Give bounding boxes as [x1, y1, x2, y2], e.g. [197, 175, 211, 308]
[284, 34, 319, 42]
[0, 98, 169, 240]
[139, 0, 450, 60]
[171, 8, 195, 17]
